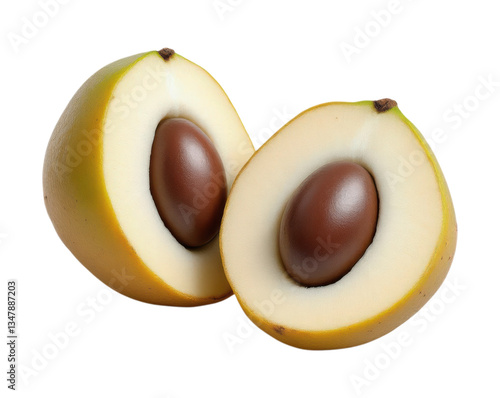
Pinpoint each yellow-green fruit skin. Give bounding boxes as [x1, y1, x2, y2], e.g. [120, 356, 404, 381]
[43, 52, 231, 306]
[222, 102, 457, 350]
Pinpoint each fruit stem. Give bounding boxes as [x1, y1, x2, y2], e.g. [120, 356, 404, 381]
[158, 48, 175, 61]
[373, 98, 397, 113]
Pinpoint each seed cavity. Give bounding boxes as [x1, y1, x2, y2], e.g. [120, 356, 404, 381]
[278, 161, 379, 287]
[149, 118, 227, 248]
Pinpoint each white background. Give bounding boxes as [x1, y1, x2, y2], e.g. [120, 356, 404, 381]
[1, 0, 499, 397]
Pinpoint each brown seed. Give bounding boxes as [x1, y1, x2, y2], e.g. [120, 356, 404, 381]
[149, 118, 227, 248]
[279, 161, 379, 287]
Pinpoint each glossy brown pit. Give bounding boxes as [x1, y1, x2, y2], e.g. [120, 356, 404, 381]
[149, 118, 227, 248]
[278, 161, 379, 287]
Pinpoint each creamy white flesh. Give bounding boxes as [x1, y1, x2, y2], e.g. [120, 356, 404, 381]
[221, 103, 443, 330]
[103, 52, 252, 298]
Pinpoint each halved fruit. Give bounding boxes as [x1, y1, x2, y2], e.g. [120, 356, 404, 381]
[43, 48, 254, 306]
[220, 100, 457, 349]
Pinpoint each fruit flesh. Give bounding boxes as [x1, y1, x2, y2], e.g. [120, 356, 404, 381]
[220, 101, 457, 348]
[43, 50, 254, 306]
[279, 161, 379, 287]
[149, 118, 227, 248]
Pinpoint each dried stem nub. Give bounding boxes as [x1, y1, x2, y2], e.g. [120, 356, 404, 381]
[374, 98, 398, 113]
[158, 48, 175, 61]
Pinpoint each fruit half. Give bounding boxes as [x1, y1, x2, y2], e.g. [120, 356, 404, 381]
[43, 49, 254, 306]
[220, 100, 457, 349]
